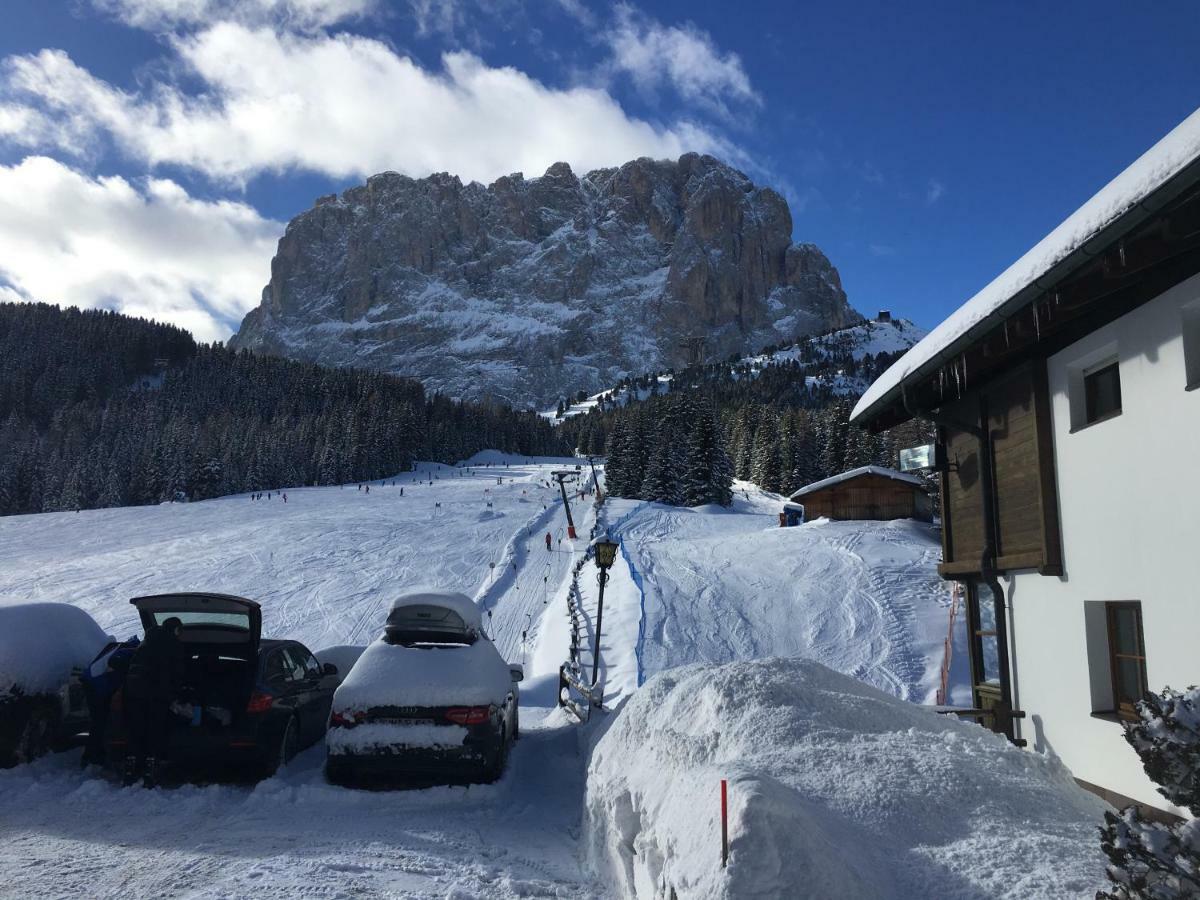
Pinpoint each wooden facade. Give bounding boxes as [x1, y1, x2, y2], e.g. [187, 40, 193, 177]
[938, 361, 1062, 577]
[791, 471, 932, 522]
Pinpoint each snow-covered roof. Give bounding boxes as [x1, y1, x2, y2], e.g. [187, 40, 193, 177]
[389, 590, 483, 631]
[790, 465, 925, 500]
[852, 105, 1200, 425]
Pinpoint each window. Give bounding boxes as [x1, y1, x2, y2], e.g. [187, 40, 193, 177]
[1083, 361, 1122, 425]
[1106, 602, 1147, 719]
[1184, 302, 1200, 389]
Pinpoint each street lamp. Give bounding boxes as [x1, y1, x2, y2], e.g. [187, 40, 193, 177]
[591, 535, 619, 690]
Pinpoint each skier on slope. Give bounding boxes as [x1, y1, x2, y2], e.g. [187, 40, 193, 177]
[545, 532, 552, 551]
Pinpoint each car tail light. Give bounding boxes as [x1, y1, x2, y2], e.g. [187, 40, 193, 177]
[246, 691, 274, 713]
[330, 710, 363, 728]
[445, 706, 491, 726]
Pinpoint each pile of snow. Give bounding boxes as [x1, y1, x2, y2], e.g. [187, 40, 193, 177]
[0, 603, 110, 694]
[585, 658, 1108, 899]
[388, 589, 484, 631]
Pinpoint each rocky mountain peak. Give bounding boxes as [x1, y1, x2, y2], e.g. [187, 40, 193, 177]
[230, 154, 861, 406]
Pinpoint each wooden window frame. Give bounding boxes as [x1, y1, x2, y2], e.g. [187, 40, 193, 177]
[1106, 601, 1148, 720]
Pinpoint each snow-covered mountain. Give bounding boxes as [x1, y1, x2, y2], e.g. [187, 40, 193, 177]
[229, 154, 861, 407]
[550, 316, 929, 421]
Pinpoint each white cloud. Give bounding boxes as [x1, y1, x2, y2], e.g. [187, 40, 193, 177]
[90, 0, 376, 31]
[0, 24, 724, 185]
[926, 177, 945, 205]
[604, 4, 760, 118]
[0, 156, 282, 341]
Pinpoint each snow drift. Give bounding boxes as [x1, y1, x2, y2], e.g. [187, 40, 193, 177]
[584, 658, 1108, 899]
[0, 603, 109, 694]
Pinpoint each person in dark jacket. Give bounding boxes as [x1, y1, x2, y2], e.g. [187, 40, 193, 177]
[79, 636, 140, 768]
[122, 618, 183, 787]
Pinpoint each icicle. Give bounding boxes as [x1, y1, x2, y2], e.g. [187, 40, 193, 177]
[961, 352, 967, 390]
[1004, 319, 1010, 348]
[953, 358, 961, 396]
[1033, 302, 1041, 341]
[938, 367, 945, 400]
[1119, 242, 1127, 267]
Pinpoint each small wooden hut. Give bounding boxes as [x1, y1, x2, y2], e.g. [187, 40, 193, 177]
[788, 465, 931, 522]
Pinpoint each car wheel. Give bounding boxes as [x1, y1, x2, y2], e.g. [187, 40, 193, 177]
[482, 727, 508, 783]
[265, 716, 299, 777]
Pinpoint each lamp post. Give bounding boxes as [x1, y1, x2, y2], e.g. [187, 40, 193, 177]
[591, 536, 619, 690]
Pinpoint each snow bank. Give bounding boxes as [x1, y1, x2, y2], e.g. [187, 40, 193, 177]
[332, 638, 511, 711]
[0, 602, 110, 694]
[326, 722, 469, 754]
[584, 658, 1108, 899]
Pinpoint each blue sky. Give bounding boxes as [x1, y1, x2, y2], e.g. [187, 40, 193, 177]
[1, 1, 1198, 341]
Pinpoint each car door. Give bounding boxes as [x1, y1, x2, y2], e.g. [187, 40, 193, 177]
[282, 645, 325, 744]
[294, 644, 338, 737]
[263, 647, 304, 723]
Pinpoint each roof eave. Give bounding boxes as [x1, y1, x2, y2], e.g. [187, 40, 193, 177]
[852, 153, 1200, 427]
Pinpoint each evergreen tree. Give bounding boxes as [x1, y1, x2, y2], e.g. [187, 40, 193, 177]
[1098, 685, 1200, 899]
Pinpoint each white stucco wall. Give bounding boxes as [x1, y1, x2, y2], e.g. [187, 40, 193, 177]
[1003, 271, 1200, 814]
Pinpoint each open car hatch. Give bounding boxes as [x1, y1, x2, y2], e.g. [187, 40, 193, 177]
[131, 593, 262, 647]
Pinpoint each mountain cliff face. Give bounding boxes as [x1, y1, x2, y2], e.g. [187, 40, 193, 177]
[230, 153, 861, 407]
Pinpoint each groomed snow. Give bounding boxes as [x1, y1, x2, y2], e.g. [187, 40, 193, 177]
[0, 603, 110, 694]
[585, 657, 1109, 899]
[607, 486, 968, 704]
[853, 105, 1200, 424]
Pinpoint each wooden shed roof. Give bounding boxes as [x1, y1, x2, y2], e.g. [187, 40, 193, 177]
[789, 466, 925, 501]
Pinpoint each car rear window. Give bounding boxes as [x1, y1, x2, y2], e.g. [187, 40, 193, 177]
[151, 614, 252, 643]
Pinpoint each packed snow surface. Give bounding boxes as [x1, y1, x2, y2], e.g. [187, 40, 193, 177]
[853, 105, 1200, 424]
[332, 637, 512, 711]
[0, 603, 110, 693]
[585, 657, 1109, 899]
[608, 489, 967, 704]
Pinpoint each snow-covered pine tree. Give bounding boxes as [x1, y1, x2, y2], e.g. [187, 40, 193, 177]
[1098, 685, 1200, 899]
[682, 401, 734, 506]
[750, 416, 783, 493]
[640, 423, 681, 505]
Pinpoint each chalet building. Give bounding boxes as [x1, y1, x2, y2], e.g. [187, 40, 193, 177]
[851, 108, 1200, 817]
[787, 466, 932, 522]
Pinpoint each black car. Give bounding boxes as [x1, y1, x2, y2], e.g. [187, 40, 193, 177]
[106, 593, 340, 777]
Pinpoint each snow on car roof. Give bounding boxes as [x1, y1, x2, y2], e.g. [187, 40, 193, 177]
[789, 465, 925, 500]
[389, 590, 482, 630]
[851, 104, 1200, 426]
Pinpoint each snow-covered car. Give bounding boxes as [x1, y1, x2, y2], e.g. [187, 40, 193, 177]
[325, 590, 523, 785]
[105, 593, 341, 777]
[0, 602, 110, 767]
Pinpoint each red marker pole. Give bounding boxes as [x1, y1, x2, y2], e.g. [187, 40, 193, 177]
[720, 778, 729, 868]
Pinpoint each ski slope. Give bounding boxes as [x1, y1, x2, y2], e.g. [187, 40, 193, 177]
[605, 483, 965, 705]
